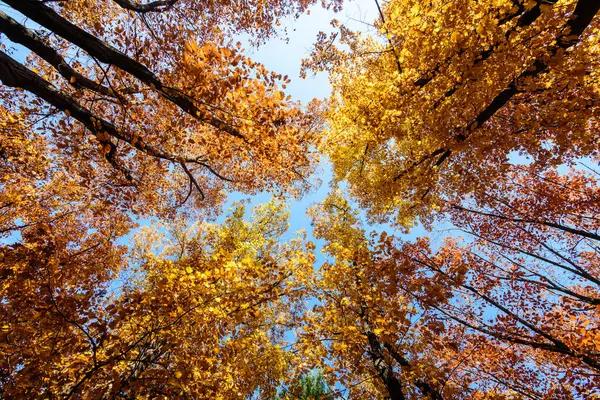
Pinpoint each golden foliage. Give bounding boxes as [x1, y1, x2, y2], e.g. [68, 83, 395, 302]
[1, 0, 600, 398]
[314, 0, 600, 227]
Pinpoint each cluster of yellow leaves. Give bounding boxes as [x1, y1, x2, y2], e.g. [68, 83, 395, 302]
[1, 198, 314, 398]
[315, 0, 600, 227]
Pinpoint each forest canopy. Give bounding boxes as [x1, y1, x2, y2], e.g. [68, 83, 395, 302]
[1, 0, 599, 398]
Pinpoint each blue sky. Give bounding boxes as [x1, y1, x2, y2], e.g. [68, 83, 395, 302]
[245, 0, 376, 104]
[218, 0, 379, 263]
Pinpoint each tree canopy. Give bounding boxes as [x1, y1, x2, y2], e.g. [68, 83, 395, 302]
[1, 0, 599, 398]
[312, 0, 600, 226]
[0, 0, 339, 216]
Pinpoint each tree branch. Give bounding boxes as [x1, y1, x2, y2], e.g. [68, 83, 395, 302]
[452, 203, 600, 242]
[0, 11, 130, 99]
[383, 342, 445, 400]
[111, 0, 180, 13]
[0, 50, 226, 195]
[394, 0, 600, 181]
[4, 0, 246, 140]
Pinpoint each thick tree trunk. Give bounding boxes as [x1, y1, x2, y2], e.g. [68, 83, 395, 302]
[383, 343, 445, 400]
[364, 321, 406, 400]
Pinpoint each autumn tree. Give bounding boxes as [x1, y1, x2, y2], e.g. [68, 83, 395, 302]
[301, 173, 600, 399]
[438, 164, 600, 385]
[298, 3, 600, 398]
[300, 5, 600, 391]
[0, 0, 344, 217]
[1, 199, 315, 398]
[310, 0, 600, 226]
[0, 104, 136, 396]
[0, 2, 345, 396]
[301, 193, 453, 399]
